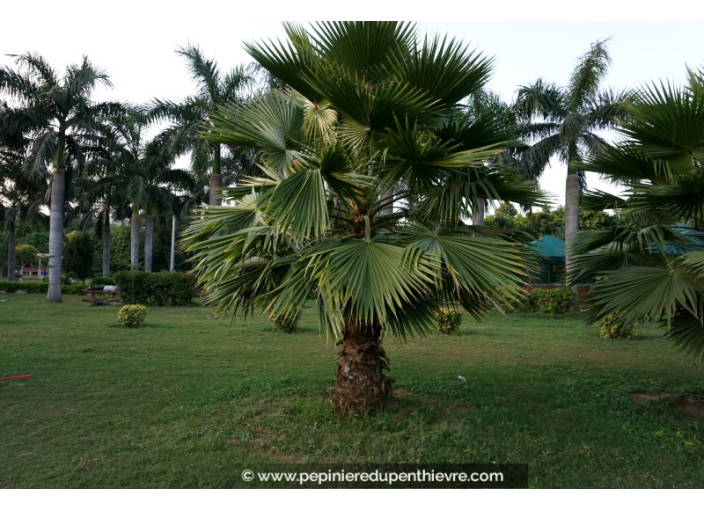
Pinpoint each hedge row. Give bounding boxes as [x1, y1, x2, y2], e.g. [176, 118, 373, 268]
[113, 272, 197, 307]
[0, 280, 87, 295]
[514, 287, 577, 315]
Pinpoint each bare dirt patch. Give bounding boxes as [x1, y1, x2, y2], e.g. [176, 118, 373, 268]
[672, 397, 704, 419]
[628, 392, 669, 403]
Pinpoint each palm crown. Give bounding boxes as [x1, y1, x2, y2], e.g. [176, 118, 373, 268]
[515, 40, 632, 281]
[183, 22, 545, 414]
[149, 45, 257, 206]
[0, 53, 117, 301]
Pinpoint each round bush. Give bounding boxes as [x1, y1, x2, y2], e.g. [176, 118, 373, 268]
[599, 313, 634, 339]
[271, 309, 302, 334]
[435, 307, 463, 335]
[118, 305, 147, 329]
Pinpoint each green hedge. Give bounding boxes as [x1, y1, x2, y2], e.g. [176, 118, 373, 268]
[514, 288, 577, 315]
[113, 272, 197, 306]
[91, 276, 115, 286]
[0, 280, 86, 295]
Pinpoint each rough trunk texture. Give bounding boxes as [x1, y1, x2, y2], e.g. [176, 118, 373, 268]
[565, 173, 580, 286]
[102, 223, 111, 277]
[130, 207, 140, 270]
[210, 145, 222, 206]
[47, 169, 65, 302]
[144, 214, 153, 273]
[7, 229, 16, 281]
[472, 198, 486, 226]
[330, 322, 393, 415]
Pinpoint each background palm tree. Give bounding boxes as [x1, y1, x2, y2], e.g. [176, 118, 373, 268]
[150, 45, 257, 206]
[183, 22, 544, 414]
[571, 70, 704, 358]
[515, 39, 632, 281]
[140, 140, 194, 272]
[0, 53, 117, 301]
[102, 108, 194, 272]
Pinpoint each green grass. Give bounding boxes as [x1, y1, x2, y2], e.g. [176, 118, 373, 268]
[1, 294, 704, 488]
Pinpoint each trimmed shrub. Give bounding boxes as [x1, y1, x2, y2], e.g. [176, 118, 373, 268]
[599, 314, 635, 339]
[118, 305, 147, 329]
[435, 307, 463, 335]
[92, 276, 115, 286]
[513, 291, 538, 313]
[271, 309, 302, 334]
[113, 272, 197, 306]
[63, 283, 88, 295]
[533, 288, 576, 314]
[512, 288, 577, 315]
[0, 280, 86, 295]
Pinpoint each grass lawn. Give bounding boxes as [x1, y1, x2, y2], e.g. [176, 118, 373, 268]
[1, 294, 703, 488]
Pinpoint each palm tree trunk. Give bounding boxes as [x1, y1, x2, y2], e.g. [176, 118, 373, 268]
[210, 144, 222, 207]
[564, 172, 580, 285]
[472, 199, 486, 226]
[47, 163, 65, 302]
[330, 322, 393, 415]
[144, 213, 153, 273]
[170, 214, 176, 273]
[102, 218, 110, 277]
[130, 205, 140, 270]
[380, 189, 394, 217]
[7, 228, 16, 281]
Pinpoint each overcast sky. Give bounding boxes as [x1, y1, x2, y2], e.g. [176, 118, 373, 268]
[3, 2, 703, 208]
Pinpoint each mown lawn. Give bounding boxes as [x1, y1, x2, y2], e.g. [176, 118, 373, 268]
[1, 294, 703, 488]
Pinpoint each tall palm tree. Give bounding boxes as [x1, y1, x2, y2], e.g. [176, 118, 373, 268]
[183, 22, 544, 415]
[140, 141, 194, 272]
[100, 108, 147, 270]
[0, 54, 117, 301]
[571, 71, 704, 357]
[0, 153, 46, 280]
[150, 45, 257, 206]
[515, 39, 632, 281]
[102, 108, 193, 272]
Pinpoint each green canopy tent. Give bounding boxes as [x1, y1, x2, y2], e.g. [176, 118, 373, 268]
[530, 235, 565, 284]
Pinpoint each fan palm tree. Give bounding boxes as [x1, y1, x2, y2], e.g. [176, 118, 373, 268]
[0, 54, 117, 301]
[571, 70, 704, 358]
[515, 39, 632, 281]
[150, 45, 257, 206]
[183, 22, 544, 415]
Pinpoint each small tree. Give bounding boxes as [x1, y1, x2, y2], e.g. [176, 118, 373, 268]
[62, 231, 95, 282]
[184, 22, 544, 415]
[15, 244, 38, 267]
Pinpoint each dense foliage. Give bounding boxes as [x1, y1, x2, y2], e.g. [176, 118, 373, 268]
[485, 203, 623, 240]
[599, 313, 635, 339]
[117, 304, 147, 328]
[113, 271, 197, 306]
[62, 231, 95, 282]
[516, 288, 577, 315]
[435, 307, 463, 335]
[0, 280, 85, 294]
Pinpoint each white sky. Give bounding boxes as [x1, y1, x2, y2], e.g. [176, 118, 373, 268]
[2, 2, 703, 209]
